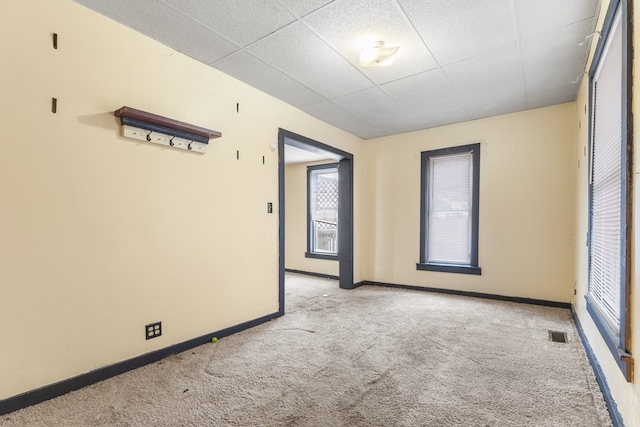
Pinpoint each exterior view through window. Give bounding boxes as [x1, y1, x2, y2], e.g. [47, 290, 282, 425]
[308, 164, 339, 257]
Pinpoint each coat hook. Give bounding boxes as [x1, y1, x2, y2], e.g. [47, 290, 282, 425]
[146, 131, 153, 142]
[188, 141, 193, 151]
[169, 136, 175, 147]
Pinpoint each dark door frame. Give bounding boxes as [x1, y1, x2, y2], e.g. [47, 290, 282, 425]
[278, 128, 354, 316]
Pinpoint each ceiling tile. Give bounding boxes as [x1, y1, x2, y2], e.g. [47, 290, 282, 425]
[525, 84, 577, 110]
[73, 0, 238, 63]
[276, 0, 335, 18]
[333, 87, 410, 125]
[73, 0, 599, 139]
[303, 0, 437, 84]
[164, 0, 295, 47]
[381, 68, 463, 117]
[213, 51, 325, 107]
[468, 92, 526, 121]
[398, 0, 516, 66]
[521, 20, 594, 99]
[443, 44, 525, 111]
[377, 112, 466, 136]
[302, 101, 377, 138]
[514, 0, 599, 38]
[248, 22, 372, 99]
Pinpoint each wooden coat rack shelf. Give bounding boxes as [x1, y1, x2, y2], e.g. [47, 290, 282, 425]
[114, 106, 221, 153]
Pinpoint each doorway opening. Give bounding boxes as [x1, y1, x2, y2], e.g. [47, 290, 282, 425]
[278, 129, 354, 316]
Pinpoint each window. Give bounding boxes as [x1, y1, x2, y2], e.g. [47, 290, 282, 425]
[418, 143, 480, 275]
[306, 163, 339, 259]
[586, 0, 633, 381]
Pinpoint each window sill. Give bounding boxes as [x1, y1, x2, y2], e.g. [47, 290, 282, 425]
[305, 252, 338, 261]
[585, 295, 633, 382]
[416, 263, 481, 275]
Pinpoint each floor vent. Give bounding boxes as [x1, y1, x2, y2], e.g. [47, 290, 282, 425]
[549, 330, 568, 343]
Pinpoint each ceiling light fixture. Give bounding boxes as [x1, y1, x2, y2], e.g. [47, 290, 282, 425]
[359, 41, 400, 67]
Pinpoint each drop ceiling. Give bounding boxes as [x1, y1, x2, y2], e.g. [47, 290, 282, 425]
[72, 0, 599, 140]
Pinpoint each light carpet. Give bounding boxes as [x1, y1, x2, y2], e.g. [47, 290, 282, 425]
[1, 273, 612, 426]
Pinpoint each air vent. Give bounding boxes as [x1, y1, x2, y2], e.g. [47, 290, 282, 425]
[549, 330, 568, 343]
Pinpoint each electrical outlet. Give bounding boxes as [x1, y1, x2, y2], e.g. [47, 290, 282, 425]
[145, 321, 162, 340]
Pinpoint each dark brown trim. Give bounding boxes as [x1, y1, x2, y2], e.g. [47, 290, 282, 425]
[114, 106, 221, 140]
[622, 356, 634, 383]
[623, 0, 634, 366]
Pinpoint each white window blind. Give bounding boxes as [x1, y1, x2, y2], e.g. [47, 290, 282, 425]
[588, 7, 622, 333]
[428, 152, 472, 264]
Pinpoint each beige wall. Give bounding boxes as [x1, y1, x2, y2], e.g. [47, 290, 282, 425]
[5, 1, 640, 423]
[572, 0, 640, 424]
[366, 103, 577, 303]
[285, 162, 339, 277]
[0, 0, 365, 400]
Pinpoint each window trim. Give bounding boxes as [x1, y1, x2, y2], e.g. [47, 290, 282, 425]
[585, 0, 633, 382]
[305, 162, 339, 260]
[417, 143, 481, 275]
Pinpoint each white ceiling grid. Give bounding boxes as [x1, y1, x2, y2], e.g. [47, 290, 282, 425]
[73, 0, 599, 139]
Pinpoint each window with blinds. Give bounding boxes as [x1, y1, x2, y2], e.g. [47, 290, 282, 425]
[428, 153, 472, 264]
[588, 6, 623, 334]
[418, 143, 481, 275]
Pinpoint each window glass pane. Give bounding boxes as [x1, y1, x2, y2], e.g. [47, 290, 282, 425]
[428, 152, 472, 264]
[588, 7, 622, 332]
[310, 168, 338, 254]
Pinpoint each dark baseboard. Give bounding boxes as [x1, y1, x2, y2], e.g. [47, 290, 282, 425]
[285, 268, 339, 280]
[0, 311, 282, 416]
[351, 281, 366, 289]
[363, 280, 572, 309]
[572, 308, 624, 427]
[339, 280, 365, 290]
